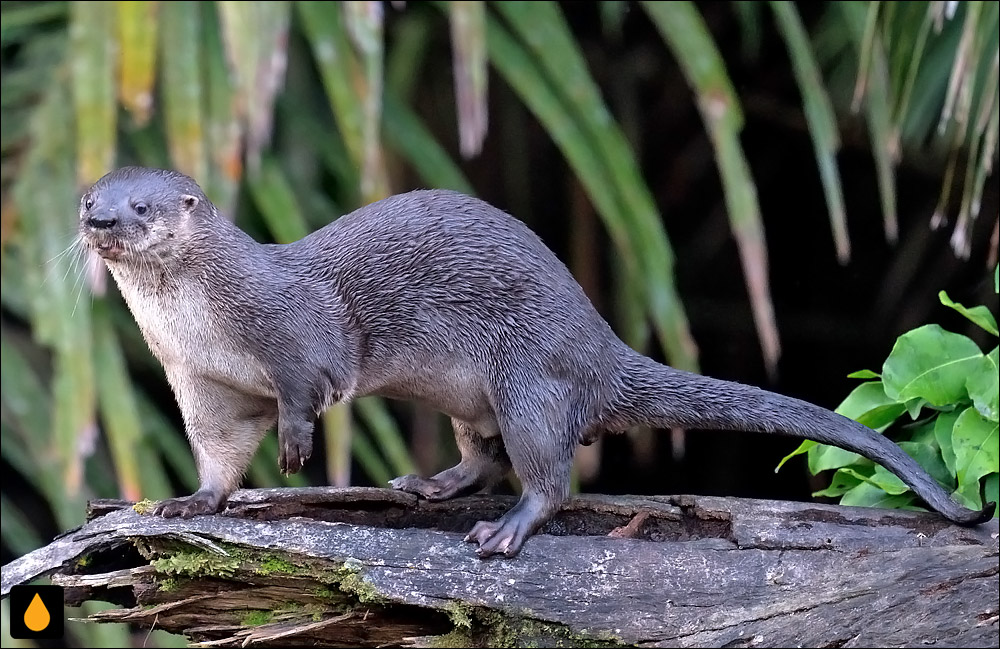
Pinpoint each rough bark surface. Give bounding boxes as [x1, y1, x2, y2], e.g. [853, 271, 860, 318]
[1, 487, 997, 648]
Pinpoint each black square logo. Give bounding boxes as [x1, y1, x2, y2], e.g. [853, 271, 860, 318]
[8, 584, 64, 639]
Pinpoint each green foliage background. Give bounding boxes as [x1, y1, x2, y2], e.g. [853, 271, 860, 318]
[1, 2, 997, 645]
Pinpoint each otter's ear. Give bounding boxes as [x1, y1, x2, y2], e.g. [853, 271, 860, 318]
[181, 194, 199, 212]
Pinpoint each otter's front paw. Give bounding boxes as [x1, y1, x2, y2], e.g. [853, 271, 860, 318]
[152, 490, 225, 518]
[278, 424, 312, 475]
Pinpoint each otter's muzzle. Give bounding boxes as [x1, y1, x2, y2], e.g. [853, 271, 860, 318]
[86, 213, 118, 230]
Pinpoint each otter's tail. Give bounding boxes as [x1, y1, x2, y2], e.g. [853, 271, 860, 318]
[608, 350, 995, 526]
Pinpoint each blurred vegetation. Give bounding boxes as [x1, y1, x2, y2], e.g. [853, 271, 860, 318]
[0, 1, 997, 644]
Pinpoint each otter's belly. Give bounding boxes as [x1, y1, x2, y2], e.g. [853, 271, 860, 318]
[115, 276, 275, 398]
[360, 356, 500, 437]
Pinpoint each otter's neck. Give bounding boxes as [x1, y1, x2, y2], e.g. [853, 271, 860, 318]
[107, 217, 260, 296]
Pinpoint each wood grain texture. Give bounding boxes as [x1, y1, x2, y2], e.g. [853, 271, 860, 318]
[2, 488, 997, 647]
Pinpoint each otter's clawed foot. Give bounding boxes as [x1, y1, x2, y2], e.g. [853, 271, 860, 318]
[465, 514, 533, 558]
[389, 474, 462, 501]
[278, 429, 312, 475]
[152, 490, 225, 518]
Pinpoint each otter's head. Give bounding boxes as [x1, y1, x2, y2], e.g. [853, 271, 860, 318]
[79, 166, 209, 263]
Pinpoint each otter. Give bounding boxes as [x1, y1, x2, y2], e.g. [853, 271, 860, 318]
[78, 166, 994, 558]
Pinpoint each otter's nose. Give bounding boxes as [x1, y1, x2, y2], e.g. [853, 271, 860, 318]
[86, 213, 118, 229]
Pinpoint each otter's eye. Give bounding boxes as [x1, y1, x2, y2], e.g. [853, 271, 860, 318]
[134, 202, 148, 216]
[84, 196, 94, 210]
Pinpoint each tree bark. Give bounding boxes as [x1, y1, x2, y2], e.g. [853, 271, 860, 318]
[1, 487, 997, 648]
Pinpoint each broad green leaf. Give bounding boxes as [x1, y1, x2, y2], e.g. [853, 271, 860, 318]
[984, 473, 999, 514]
[866, 466, 909, 495]
[903, 396, 926, 420]
[882, 324, 983, 406]
[897, 441, 953, 490]
[159, 1, 205, 180]
[952, 482, 983, 511]
[116, 1, 158, 125]
[812, 467, 863, 498]
[809, 443, 866, 475]
[908, 418, 938, 446]
[856, 403, 907, 430]
[781, 380, 901, 474]
[834, 380, 896, 416]
[939, 290, 999, 336]
[838, 479, 917, 511]
[641, 0, 779, 377]
[967, 347, 999, 422]
[71, 0, 117, 184]
[847, 369, 880, 379]
[934, 409, 962, 476]
[952, 407, 999, 493]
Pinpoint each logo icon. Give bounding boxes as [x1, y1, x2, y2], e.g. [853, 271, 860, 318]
[9, 585, 64, 639]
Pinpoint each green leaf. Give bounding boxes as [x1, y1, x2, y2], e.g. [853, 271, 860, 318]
[934, 409, 962, 476]
[866, 465, 909, 495]
[838, 480, 917, 511]
[903, 396, 926, 420]
[939, 290, 999, 336]
[967, 347, 999, 422]
[812, 467, 862, 498]
[952, 481, 984, 511]
[809, 444, 866, 475]
[775, 439, 815, 472]
[847, 369, 880, 379]
[984, 473, 998, 514]
[897, 441, 954, 490]
[797, 381, 905, 474]
[856, 402, 907, 430]
[840, 480, 916, 509]
[882, 324, 984, 406]
[952, 407, 999, 494]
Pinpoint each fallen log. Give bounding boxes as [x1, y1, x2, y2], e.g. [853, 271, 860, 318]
[1, 487, 997, 647]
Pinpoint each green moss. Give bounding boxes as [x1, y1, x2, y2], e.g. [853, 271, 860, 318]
[443, 601, 474, 630]
[240, 610, 273, 627]
[427, 607, 628, 648]
[132, 499, 156, 515]
[157, 577, 179, 592]
[258, 554, 299, 575]
[152, 548, 243, 579]
[319, 558, 384, 604]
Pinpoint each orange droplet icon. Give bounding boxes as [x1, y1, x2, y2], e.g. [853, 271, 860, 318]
[24, 592, 51, 632]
